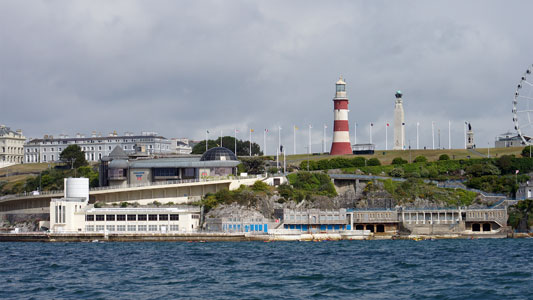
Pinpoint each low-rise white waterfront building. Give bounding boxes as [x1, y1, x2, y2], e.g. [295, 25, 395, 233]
[49, 177, 201, 233]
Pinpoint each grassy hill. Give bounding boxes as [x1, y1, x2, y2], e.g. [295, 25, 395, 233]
[284, 147, 523, 166]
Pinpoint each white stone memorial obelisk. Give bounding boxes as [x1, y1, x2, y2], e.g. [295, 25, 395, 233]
[393, 91, 405, 150]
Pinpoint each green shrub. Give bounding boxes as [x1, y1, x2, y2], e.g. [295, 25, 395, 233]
[251, 180, 271, 193]
[521, 146, 533, 158]
[389, 168, 405, 177]
[439, 154, 450, 161]
[367, 158, 381, 166]
[413, 156, 428, 163]
[392, 157, 408, 165]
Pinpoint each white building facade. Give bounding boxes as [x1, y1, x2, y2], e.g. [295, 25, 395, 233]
[49, 178, 201, 233]
[24, 132, 172, 163]
[0, 125, 26, 168]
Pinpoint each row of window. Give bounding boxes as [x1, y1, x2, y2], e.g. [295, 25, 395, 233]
[86, 214, 182, 222]
[86, 224, 180, 232]
[1, 147, 23, 154]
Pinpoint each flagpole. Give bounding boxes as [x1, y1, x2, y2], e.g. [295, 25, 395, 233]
[293, 125, 296, 155]
[385, 123, 388, 150]
[308, 125, 312, 154]
[416, 122, 419, 150]
[277, 126, 281, 169]
[249, 129, 252, 156]
[354, 122, 357, 145]
[323, 124, 326, 153]
[464, 121, 467, 149]
[432, 121, 435, 150]
[369, 123, 373, 144]
[234, 129, 237, 155]
[263, 129, 266, 157]
[220, 130, 223, 147]
[206, 130, 209, 152]
[448, 120, 451, 150]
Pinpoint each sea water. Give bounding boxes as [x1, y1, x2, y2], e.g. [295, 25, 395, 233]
[0, 239, 531, 299]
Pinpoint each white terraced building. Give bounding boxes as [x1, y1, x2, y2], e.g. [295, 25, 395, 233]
[49, 177, 201, 233]
[24, 131, 172, 163]
[0, 125, 26, 168]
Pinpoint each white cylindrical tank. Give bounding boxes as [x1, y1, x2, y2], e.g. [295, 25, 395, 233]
[64, 178, 89, 202]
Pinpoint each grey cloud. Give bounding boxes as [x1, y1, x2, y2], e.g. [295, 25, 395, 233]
[0, 1, 532, 154]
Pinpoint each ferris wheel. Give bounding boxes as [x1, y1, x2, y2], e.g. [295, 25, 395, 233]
[513, 64, 533, 145]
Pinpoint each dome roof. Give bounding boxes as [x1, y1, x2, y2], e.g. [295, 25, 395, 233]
[336, 76, 346, 85]
[200, 147, 238, 161]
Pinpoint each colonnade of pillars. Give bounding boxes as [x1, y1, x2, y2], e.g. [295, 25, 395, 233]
[402, 211, 461, 225]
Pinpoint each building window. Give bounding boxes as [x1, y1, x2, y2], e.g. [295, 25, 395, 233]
[116, 215, 126, 221]
[192, 215, 200, 219]
[85, 225, 94, 232]
[95, 225, 104, 231]
[127, 215, 136, 221]
[98, 146, 102, 151]
[148, 225, 158, 231]
[138, 225, 147, 231]
[106, 215, 115, 221]
[127, 225, 136, 231]
[148, 214, 158, 221]
[170, 214, 179, 221]
[169, 225, 179, 231]
[117, 225, 126, 231]
[106, 225, 115, 231]
[159, 214, 168, 221]
[95, 215, 104, 221]
[138, 214, 147, 221]
[86, 215, 94, 221]
[43, 155, 47, 162]
[108, 146, 112, 150]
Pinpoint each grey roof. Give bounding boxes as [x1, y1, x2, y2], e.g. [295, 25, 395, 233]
[26, 134, 168, 144]
[108, 146, 129, 159]
[108, 159, 129, 169]
[0, 126, 22, 137]
[129, 157, 240, 169]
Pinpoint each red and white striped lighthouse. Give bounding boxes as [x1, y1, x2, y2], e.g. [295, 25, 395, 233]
[330, 76, 352, 155]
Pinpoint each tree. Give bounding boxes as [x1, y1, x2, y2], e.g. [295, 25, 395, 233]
[438, 154, 450, 161]
[239, 157, 265, 174]
[521, 145, 533, 158]
[60, 145, 87, 168]
[391, 157, 408, 165]
[367, 158, 381, 166]
[496, 155, 514, 174]
[191, 136, 263, 156]
[413, 156, 428, 163]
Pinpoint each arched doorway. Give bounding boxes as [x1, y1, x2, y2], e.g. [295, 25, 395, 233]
[472, 223, 481, 232]
[366, 225, 374, 232]
[482, 223, 491, 232]
[355, 225, 364, 230]
[376, 224, 385, 233]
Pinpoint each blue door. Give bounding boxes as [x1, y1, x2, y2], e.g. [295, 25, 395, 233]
[245, 225, 249, 232]
[264, 224, 268, 233]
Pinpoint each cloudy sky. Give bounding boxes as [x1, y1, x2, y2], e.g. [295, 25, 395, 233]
[1, 1, 532, 155]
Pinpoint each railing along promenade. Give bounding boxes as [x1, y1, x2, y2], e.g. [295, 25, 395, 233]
[0, 175, 264, 201]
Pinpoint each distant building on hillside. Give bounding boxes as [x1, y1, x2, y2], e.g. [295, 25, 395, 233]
[494, 132, 525, 148]
[172, 138, 192, 154]
[24, 131, 172, 163]
[99, 146, 240, 187]
[0, 125, 26, 167]
[352, 143, 375, 155]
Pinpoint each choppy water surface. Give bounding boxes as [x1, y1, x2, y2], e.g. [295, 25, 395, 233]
[0, 239, 532, 299]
